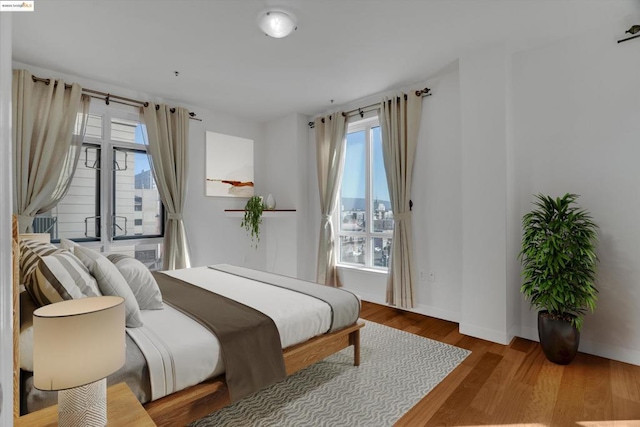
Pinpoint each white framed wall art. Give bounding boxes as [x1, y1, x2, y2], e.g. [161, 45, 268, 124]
[205, 131, 254, 197]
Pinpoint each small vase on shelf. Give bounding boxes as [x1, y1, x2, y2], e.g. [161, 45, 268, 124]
[265, 194, 276, 210]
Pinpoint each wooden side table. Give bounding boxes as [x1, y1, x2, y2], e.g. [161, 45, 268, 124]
[15, 382, 156, 426]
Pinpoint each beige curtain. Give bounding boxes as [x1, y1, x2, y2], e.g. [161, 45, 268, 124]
[12, 69, 90, 233]
[141, 103, 191, 270]
[379, 93, 422, 308]
[315, 113, 348, 286]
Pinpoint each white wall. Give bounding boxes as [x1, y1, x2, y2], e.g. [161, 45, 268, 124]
[11, 60, 268, 272]
[459, 45, 512, 344]
[310, 16, 640, 366]
[182, 105, 266, 270]
[262, 113, 309, 277]
[308, 64, 464, 323]
[10, 13, 640, 368]
[7, 61, 314, 283]
[512, 19, 640, 364]
[413, 64, 463, 323]
[0, 13, 14, 427]
[295, 114, 314, 281]
[306, 123, 321, 283]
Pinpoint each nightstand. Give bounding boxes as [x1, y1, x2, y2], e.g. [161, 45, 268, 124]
[15, 382, 156, 426]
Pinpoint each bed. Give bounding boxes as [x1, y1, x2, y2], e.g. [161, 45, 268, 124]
[11, 216, 364, 426]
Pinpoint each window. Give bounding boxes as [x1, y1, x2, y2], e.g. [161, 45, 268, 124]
[34, 103, 164, 266]
[337, 116, 393, 270]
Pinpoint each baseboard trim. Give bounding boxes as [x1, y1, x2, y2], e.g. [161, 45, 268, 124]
[459, 322, 512, 345]
[413, 302, 460, 323]
[353, 290, 460, 323]
[507, 323, 520, 343]
[353, 289, 640, 366]
[520, 326, 640, 366]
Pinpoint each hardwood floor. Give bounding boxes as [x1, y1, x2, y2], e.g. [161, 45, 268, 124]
[359, 301, 640, 427]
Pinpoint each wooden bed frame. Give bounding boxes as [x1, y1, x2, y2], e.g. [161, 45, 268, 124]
[11, 215, 364, 426]
[12, 215, 20, 420]
[145, 321, 363, 426]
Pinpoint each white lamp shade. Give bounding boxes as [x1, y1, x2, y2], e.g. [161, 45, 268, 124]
[33, 296, 125, 391]
[258, 11, 297, 38]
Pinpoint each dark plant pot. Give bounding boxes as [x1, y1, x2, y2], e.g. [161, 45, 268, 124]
[537, 311, 580, 365]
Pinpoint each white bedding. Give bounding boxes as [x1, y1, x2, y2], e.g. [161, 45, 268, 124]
[126, 305, 222, 399]
[126, 266, 333, 400]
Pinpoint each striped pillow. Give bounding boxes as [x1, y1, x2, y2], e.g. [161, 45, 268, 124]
[28, 251, 102, 306]
[19, 239, 62, 304]
[19, 239, 60, 283]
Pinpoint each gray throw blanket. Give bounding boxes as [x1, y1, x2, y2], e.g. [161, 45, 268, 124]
[209, 264, 361, 332]
[153, 272, 286, 402]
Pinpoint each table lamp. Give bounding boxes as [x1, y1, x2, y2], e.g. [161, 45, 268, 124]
[33, 296, 125, 426]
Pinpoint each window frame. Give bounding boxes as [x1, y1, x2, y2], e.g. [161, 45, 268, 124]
[336, 114, 393, 271]
[41, 102, 164, 254]
[110, 145, 164, 241]
[100, 104, 164, 250]
[61, 141, 101, 243]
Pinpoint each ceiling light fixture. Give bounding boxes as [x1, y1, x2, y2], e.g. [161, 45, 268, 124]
[258, 10, 297, 39]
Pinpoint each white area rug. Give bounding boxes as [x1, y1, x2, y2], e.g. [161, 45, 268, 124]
[191, 321, 470, 427]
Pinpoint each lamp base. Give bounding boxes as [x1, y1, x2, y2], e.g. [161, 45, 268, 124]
[58, 378, 107, 427]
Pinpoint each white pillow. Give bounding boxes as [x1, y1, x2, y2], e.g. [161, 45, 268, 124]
[74, 246, 143, 328]
[20, 326, 34, 372]
[19, 290, 38, 371]
[59, 238, 80, 251]
[107, 254, 163, 310]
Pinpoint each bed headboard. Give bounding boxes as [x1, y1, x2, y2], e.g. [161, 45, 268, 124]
[12, 226, 52, 419]
[12, 214, 20, 419]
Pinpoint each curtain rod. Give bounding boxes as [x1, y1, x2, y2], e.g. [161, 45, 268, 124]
[308, 87, 431, 129]
[617, 33, 640, 43]
[30, 75, 202, 121]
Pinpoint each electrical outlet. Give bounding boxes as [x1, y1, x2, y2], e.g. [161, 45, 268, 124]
[429, 272, 435, 282]
[419, 270, 426, 281]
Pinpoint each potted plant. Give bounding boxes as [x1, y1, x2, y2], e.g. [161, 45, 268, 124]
[519, 193, 598, 365]
[241, 195, 264, 247]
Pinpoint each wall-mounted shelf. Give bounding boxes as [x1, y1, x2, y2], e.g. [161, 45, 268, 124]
[224, 209, 296, 218]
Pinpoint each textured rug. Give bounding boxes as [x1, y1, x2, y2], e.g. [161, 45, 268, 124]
[190, 321, 470, 427]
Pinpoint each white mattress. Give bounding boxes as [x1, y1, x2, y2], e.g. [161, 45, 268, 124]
[126, 266, 333, 400]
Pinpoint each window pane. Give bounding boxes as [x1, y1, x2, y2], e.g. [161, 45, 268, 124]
[372, 126, 394, 232]
[373, 237, 392, 268]
[339, 236, 366, 266]
[340, 130, 366, 232]
[113, 149, 162, 238]
[111, 118, 144, 145]
[109, 242, 164, 271]
[35, 144, 101, 241]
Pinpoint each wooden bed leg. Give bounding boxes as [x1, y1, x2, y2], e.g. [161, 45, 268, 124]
[349, 329, 360, 366]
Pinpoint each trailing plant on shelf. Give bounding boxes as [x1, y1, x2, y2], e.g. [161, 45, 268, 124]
[519, 193, 599, 364]
[241, 195, 264, 247]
